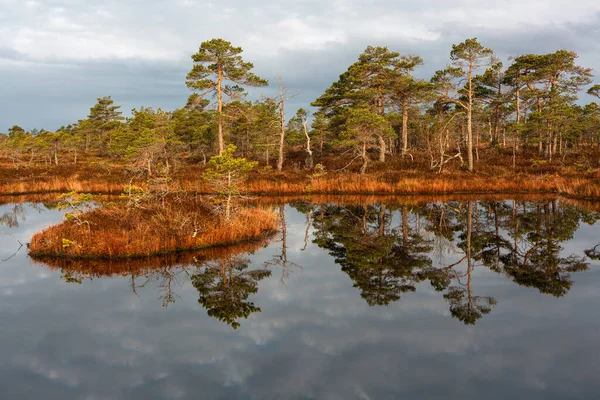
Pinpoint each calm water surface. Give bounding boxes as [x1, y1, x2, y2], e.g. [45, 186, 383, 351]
[1, 198, 600, 399]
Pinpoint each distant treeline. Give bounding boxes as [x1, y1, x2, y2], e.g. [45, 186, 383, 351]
[2, 37, 600, 174]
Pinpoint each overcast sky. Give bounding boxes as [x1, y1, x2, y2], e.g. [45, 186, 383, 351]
[1, 0, 600, 131]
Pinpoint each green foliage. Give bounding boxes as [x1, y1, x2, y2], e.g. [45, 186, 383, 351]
[203, 145, 257, 195]
[3, 37, 600, 174]
[311, 163, 327, 179]
[120, 184, 149, 208]
[186, 38, 268, 92]
[86, 96, 124, 153]
[58, 192, 95, 231]
[203, 144, 258, 219]
[588, 84, 600, 99]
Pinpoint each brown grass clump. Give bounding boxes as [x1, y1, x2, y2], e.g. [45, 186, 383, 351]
[556, 178, 600, 200]
[28, 196, 278, 260]
[32, 238, 272, 278]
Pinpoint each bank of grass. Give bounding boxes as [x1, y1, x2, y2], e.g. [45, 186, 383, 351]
[28, 196, 278, 260]
[2, 151, 600, 200]
[237, 172, 560, 195]
[556, 178, 600, 200]
[32, 239, 272, 278]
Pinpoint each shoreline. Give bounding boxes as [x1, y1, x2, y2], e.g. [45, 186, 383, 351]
[27, 200, 279, 261]
[29, 232, 277, 262]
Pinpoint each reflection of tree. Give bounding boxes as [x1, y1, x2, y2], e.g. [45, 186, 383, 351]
[0, 204, 27, 262]
[585, 244, 600, 260]
[417, 199, 592, 321]
[501, 201, 588, 297]
[444, 286, 497, 325]
[312, 204, 433, 306]
[307, 198, 594, 324]
[442, 201, 497, 325]
[288, 201, 313, 252]
[265, 205, 301, 285]
[191, 256, 271, 329]
[131, 266, 193, 307]
[36, 240, 274, 322]
[0, 204, 26, 228]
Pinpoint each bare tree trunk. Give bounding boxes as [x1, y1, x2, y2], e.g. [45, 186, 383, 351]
[401, 96, 409, 156]
[277, 84, 286, 171]
[515, 87, 521, 151]
[273, 79, 298, 171]
[217, 65, 224, 155]
[302, 119, 313, 168]
[378, 135, 386, 162]
[467, 62, 474, 172]
[360, 139, 368, 174]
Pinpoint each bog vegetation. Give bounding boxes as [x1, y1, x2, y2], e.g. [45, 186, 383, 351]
[28, 191, 278, 259]
[2, 37, 600, 216]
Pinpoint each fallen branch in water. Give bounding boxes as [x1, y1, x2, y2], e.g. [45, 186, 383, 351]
[1, 231, 23, 262]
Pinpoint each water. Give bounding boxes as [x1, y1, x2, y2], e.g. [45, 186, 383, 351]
[1, 197, 600, 399]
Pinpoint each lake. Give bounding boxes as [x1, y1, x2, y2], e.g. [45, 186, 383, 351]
[1, 197, 600, 399]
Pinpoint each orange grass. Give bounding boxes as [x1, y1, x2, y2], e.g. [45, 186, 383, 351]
[2, 155, 600, 201]
[556, 178, 600, 199]
[28, 197, 278, 259]
[5, 170, 600, 201]
[235, 173, 562, 195]
[32, 238, 271, 277]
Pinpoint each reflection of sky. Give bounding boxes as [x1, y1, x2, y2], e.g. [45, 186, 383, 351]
[0, 202, 599, 399]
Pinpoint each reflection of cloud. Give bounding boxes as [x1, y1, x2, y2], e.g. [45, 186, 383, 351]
[0, 203, 599, 398]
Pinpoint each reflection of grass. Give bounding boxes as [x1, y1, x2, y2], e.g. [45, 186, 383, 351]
[29, 196, 278, 260]
[32, 239, 272, 277]
[245, 193, 562, 207]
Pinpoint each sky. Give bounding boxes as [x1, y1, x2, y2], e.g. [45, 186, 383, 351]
[1, 0, 600, 131]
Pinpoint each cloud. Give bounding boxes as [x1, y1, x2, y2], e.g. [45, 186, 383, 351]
[1, 0, 600, 130]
